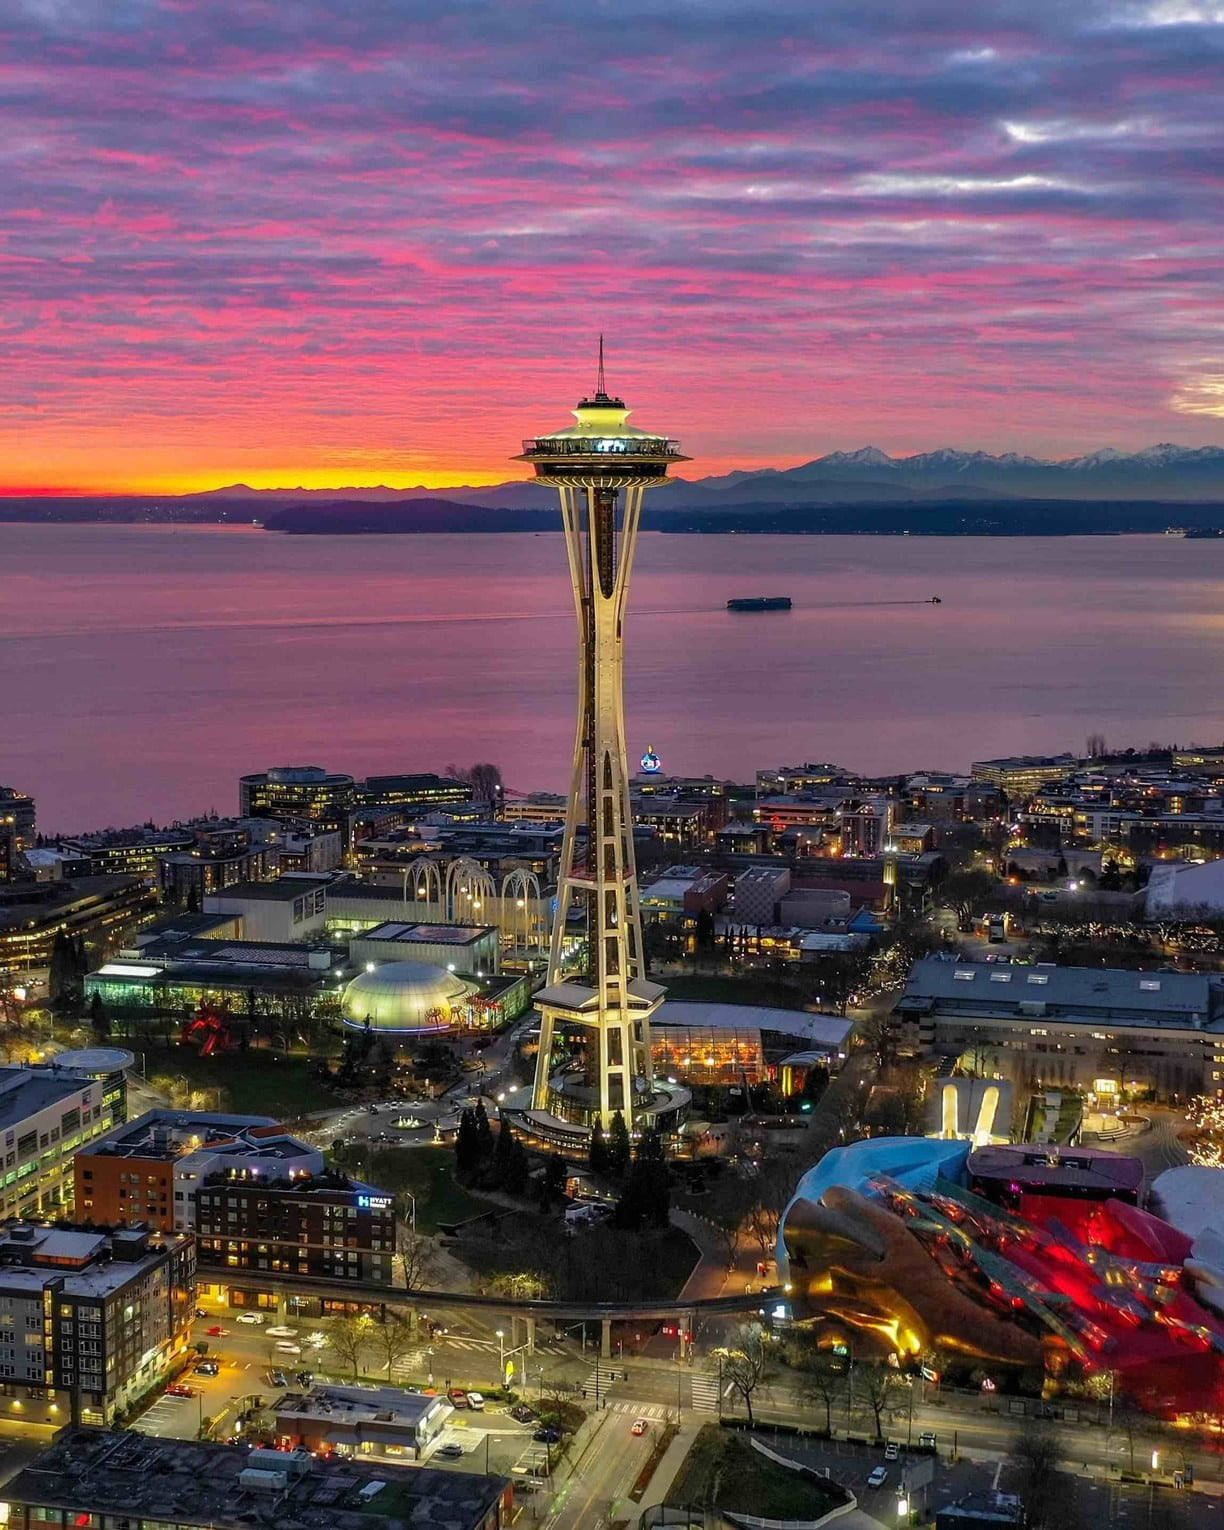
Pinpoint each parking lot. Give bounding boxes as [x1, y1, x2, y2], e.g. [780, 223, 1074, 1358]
[761, 1434, 1224, 1528]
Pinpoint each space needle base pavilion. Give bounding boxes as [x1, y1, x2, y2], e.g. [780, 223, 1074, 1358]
[513, 354, 692, 1152]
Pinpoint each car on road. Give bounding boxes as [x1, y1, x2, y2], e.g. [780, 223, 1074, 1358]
[533, 1427, 562, 1444]
[274, 1342, 302, 1355]
[867, 1467, 888, 1489]
[267, 1371, 289, 1389]
[466, 1392, 485, 1411]
[630, 1418, 649, 1436]
[884, 1442, 900, 1461]
[195, 1361, 220, 1377]
[510, 1404, 536, 1423]
[194, 1308, 208, 1319]
[919, 1431, 937, 1449]
[265, 1326, 298, 1339]
[434, 1443, 465, 1459]
[447, 1388, 468, 1407]
[236, 1313, 263, 1326]
[205, 1326, 228, 1337]
[165, 1384, 196, 1398]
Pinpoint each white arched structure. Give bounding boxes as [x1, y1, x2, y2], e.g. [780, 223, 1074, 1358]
[402, 858, 444, 920]
[446, 857, 496, 924]
[501, 868, 547, 957]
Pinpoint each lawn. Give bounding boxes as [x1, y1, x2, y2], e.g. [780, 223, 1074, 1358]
[456, 1216, 700, 1302]
[668, 1426, 844, 1520]
[661, 972, 816, 1011]
[354, 1145, 493, 1235]
[139, 1043, 333, 1121]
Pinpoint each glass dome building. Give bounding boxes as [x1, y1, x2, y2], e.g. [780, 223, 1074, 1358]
[340, 960, 475, 1034]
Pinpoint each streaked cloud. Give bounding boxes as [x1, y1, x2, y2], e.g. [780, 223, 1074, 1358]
[0, 0, 1222, 490]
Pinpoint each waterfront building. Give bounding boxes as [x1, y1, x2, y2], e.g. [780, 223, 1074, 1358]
[0, 1222, 194, 1426]
[238, 765, 356, 834]
[969, 753, 1078, 797]
[501, 792, 568, 825]
[355, 771, 474, 815]
[517, 354, 690, 1143]
[0, 1427, 514, 1530]
[56, 828, 196, 881]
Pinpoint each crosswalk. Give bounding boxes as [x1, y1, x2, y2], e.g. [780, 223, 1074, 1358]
[606, 1400, 670, 1422]
[690, 1373, 721, 1414]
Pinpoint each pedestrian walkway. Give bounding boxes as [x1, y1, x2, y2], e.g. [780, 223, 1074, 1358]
[605, 1399, 670, 1422]
[690, 1372, 721, 1414]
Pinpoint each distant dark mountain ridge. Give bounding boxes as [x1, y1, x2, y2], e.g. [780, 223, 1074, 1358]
[190, 442, 1224, 507]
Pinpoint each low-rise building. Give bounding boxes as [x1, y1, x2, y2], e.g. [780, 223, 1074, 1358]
[895, 955, 1224, 1098]
[501, 792, 568, 825]
[639, 867, 729, 924]
[732, 866, 791, 925]
[0, 1426, 513, 1530]
[0, 1222, 194, 1425]
[56, 828, 196, 881]
[0, 875, 156, 976]
[203, 876, 330, 943]
[238, 765, 356, 834]
[275, 1382, 452, 1458]
[349, 920, 500, 976]
[970, 753, 1078, 797]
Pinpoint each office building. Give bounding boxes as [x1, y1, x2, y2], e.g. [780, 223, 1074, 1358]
[0, 1066, 118, 1221]
[203, 876, 329, 943]
[501, 792, 568, 825]
[0, 1222, 194, 1426]
[0, 876, 156, 977]
[969, 754, 1078, 797]
[895, 955, 1224, 1098]
[0, 1427, 514, 1530]
[0, 788, 35, 851]
[56, 828, 196, 881]
[355, 772, 474, 815]
[238, 766, 356, 834]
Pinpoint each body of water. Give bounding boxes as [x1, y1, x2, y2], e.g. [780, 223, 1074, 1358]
[2, 524, 1223, 831]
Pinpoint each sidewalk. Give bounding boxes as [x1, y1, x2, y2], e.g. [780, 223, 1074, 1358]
[635, 1422, 701, 1515]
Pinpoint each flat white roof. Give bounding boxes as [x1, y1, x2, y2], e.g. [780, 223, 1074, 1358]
[655, 1001, 852, 1048]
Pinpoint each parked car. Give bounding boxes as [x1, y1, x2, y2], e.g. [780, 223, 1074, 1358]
[165, 1384, 196, 1398]
[867, 1467, 888, 1489]
[533, 1427, 562, 1444]
[295, 1371, 314, 1388]
[194, 1308, 208, 1319]
[884, 1442, 900, 1461]
[466, 1392, 485, 1411]
[630, 1418, 649, 1436]
[510, 1404, 536, 1424]
[236, 1313, 262, 1326]
[919, 1431, 937, 1449]
[267, 1371, 289, 1389]
[195, 1361, 220, 1377]
[448, 1389, 469, 1408]
[434, 1443, 465, 1460]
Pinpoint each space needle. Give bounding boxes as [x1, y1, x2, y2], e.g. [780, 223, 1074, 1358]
[516, 345, 692, 1150]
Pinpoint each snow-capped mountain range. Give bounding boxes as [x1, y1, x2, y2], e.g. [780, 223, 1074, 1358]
[199, 443, 1224, 508]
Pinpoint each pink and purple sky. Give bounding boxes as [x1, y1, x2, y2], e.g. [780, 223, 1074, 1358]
[5, 0, 1224, 494]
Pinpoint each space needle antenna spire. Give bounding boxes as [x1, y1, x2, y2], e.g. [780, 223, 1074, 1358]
[513, 357, 691, 1148]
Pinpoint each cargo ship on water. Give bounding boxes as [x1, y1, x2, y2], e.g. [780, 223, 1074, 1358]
[726, 596, 792, 612]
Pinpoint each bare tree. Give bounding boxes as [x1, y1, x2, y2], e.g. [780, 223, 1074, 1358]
[714, 1324, 770, 1427]
[794, 1343, 843, 1435]
[327, 1313, 375, 1380]
[1010, 1418, 1062, 1530]
[372, 1313, 417, 1380]
[706, 1175, 753, 1270]
[395, 1223, 438, 1291]
[746, 1156, 798, 1259]
[854, 1360, 907, 1441]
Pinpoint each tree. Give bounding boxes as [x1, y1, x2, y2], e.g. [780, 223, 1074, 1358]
[614, 1130, 670, 1230]
[1009, 1417, 1062, 1530]
[746, 1155, 798, 1258]
[88, 991, 109, 1040]
[473, 1100, 495, 1160]
[706, 1173, 754, 1270]
[455, 1109, 482, 1178]
[502, 1133, 531, 1197]
[372, 1312, 416, 1379]
[794, 1342, 843, 1435]
[327, 1313, 375, 1379]
[588, 1119, 609, 1176]
[938, 867, 999, 928]
[854, 1360, 907, 1440]
[395, 1223, 437, 1291]
[714, 1324, 769, 1427]
[538, 1152, 567, 1210]
[608, 1111, 632, 1179]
